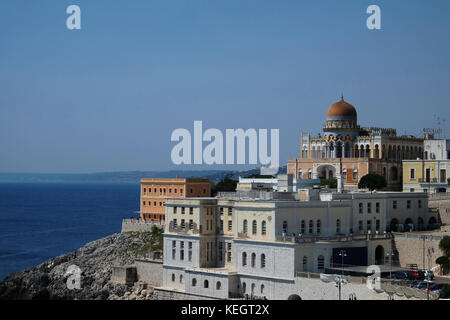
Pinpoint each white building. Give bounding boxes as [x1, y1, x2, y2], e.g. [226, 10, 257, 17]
[159, 190, 437, 300]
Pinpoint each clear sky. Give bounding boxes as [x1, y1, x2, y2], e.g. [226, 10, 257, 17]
[1, 0, 449, 173]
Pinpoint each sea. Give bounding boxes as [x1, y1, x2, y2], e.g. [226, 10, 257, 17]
[0, 182, 139, 281]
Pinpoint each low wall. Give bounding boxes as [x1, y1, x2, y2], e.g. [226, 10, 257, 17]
[111, 266, 137, 285]
[135, 259, 163, 286]
[153, 287, 218, 300]
[121, 219, 164, 233]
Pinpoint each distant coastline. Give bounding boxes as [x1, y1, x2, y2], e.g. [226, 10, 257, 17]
[0, 167, 286, 184]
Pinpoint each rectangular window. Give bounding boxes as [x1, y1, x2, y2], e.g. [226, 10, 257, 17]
[228, 221, 232, 231]
[227, 243, 232, 262]
[218, 242, 223, 262]
[410, 168, 415, 180]
[220, 220, 224, 231]
[173, 219, 177, 227]
[189, 219, 193, 230]
[441, 169, 446, 183]
[173, 206, 177, 214]
[418, 200, 422, 208]
[358, 203, 363, 214]
[376, 219, 380, 231]
[393, 201, 397, 209]
[367, 203, 372, 214]
[358, 220, 363, 231]
[181, 207, 185, 214]
[407, 200, 411, 209]
[189, 207, 193, 215]
[228, 208, 232, 216]
[353, 171, 358, 180]
[181, 219, 185, 228]
[180, 242, 184, 260]
[376, 202, 380, 213]
[367, 220, 372, 232]
[220, 207, 224, 215]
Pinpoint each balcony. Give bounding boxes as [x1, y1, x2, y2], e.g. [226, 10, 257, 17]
[418, 178, 438, 183]
[168, 221, 199, 235]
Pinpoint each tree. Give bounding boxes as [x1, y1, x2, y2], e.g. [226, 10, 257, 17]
[149, 225, 163, 252]
[245, 174, 274, 178]
[439, 236, 450, 257]
[436, 256, 450, 275]
[358, 174, 387, 190]
[211, 175, 237, 194]
[320, 178, 337, 189]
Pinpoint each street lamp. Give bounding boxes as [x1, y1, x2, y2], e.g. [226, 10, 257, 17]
[338, 250, 347, 300]
[386, 251, 395, 282]
[339, 250, 347, 276]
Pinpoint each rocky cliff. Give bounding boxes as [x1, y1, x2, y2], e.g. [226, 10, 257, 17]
[0, 232, 157, 300]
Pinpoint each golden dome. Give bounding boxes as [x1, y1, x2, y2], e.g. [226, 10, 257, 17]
[326, 95, 357, 117]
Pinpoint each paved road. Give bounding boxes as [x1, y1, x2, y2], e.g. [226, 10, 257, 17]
[434, 276, 450, 285]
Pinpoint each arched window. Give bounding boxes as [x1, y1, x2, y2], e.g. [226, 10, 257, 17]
[243, 219, 248, 234]
[179, 274, 183, 283]
[309, 220, 314, 234]
[251, 283, 256, 295]
[242, 282, 247, 294]
[242, 252, 247, 266]
[252, 220, 257, 235]
[171, 273, 175, 282]
[261, 220, 267, 235]
[216, 281, 221, 290]
[204, 280, 209, 288]
[251, 253, 256, 267]
[318, 255, 325, 271]
[282, 220, 288, 233]
[336, 219, 341, 234]
[300, 220, 305, 234]
[316, 220, 321, 234]
[302, 256, 308, 271]
[261, 254, 266, 268]
[192, 278, 197, 287]
[261, 284, 265, 294]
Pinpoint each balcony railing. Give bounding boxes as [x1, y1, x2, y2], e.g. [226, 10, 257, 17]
[168, 221, 199, 234]
[275, 232, 391, 244]
[418, 178, 438, 183]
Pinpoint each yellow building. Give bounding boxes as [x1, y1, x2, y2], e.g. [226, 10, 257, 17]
[402, 160, 450, 193]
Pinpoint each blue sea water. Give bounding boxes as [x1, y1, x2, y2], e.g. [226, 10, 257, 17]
[0, 182, 139, 281]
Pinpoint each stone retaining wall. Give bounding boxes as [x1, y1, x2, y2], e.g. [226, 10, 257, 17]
[121, 219, 164, 233]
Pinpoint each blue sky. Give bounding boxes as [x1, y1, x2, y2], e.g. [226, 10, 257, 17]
[1, 0, 449, 173]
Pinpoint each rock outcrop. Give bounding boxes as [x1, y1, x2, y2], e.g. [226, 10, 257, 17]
[0, 232, 157, 300]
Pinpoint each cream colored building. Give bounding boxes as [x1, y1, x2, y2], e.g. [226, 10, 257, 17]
[159, 189, 438, 299]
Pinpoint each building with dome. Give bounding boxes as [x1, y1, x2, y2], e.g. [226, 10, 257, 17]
[287, 96, 424, 190]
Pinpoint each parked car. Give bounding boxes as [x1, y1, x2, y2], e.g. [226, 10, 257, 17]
[424, 270, 435, 281]
[426, 283, 442, 291]
[391, 272, 409, 280]
[404, 270, 419, 280]
[416, 281, 434, 289]
[406, 280, 419, 287]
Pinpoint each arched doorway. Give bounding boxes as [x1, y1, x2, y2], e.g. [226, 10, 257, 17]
[316, 165, 337, 180]
[404, 218, 414, 232]
[428, 217, 438, 229]
[390, 218, 399, 232]
[390, 167, 398, 181]
[375, 245, 384, 265]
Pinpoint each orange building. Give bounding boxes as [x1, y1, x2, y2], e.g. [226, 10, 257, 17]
[140, 178, 211, 222]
